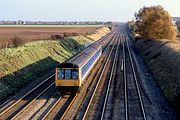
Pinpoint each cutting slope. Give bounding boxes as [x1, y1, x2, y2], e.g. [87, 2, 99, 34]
[135, 39, 180, 114]
[0, 26, 110, 100]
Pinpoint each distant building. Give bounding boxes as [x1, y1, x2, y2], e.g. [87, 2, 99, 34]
[0, 20, 105, 25]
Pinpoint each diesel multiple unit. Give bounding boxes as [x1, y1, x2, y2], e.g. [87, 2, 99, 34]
[55, 42, 102, 94]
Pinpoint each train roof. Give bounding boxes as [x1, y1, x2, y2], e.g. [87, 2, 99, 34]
[56, 29, 117, 69]
[56, 39, 102, 69]
[66, 43, 101, 67]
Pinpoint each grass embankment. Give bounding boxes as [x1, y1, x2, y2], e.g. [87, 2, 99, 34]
[87, 26, 110, 40]
[134, 39, 180, 115]
[0, 26, 110, 101]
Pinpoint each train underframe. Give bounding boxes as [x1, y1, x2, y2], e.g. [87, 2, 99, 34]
[56, 86, 80, 94]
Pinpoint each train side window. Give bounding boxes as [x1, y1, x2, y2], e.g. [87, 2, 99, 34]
[65, 69, 71, 79]
[58, 69, 64, 79]
[72, 70, 78, 79]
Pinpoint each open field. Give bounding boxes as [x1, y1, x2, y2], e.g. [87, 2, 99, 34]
[0, 25, 103, 27]
[0, 25, 102, 48]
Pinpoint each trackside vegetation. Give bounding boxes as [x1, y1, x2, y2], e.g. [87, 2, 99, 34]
[0, 37, 88, 100]
[128, 5, 180, 117]
[134, 5, 177, 40]
[0, 26, 110, 101]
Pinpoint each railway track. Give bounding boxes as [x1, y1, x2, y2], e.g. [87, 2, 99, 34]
[0, 29, 118, 119]
[75, 26, 148, 120]
[0, 25, 173, 120]
[39, 94, 76, 120]
[0, 74, 55, 119]
[100, 33, 121, 120]
[60, 31, 119, 119]
[0, 27, 148, 120]
[38, 31, 119, 120]
[52, 31, 119, 120]
[81, 31, 121, 119]
[123, 34, 147, 120]
[41, 94, 62, 120]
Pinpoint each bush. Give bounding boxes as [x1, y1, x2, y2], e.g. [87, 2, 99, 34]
[11, 36, 24, 47]
[63, 32, 79, 37]
[135, 5, 177, 40]
[71, 32, 79, 36]
[51, 34, 64, 40]
[63, 32, 72, 37]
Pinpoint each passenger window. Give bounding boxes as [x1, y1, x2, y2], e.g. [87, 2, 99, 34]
[58, 69, 64, 79]
[72, 70, 78, 79]
[65, 69, 71, 79]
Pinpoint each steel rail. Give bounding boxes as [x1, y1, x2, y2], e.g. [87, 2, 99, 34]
[0, 96, 16, 109]
[123, 34, 128, 120]
[0, 28, 118, 119]
[60, 30, 119, 120]
[125, 36, 147, 120]
[11, 82, 55, 120]
[100, 33, 121, 120]
[0, 73, 55, 117]
[60, 94, 77, 120]
[41, 95, 62, 120]
[82, 32, 119, 120]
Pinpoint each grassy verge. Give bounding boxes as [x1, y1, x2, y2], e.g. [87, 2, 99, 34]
[0, 36, 92, 100]
[0, 26, 110, 101]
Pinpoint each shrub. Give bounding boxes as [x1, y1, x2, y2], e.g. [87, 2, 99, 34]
[71, 32, 79, 36]
[63, 32, 79, 37]
[11, 36, 24, 47]
[63, 32, 72, 37]
[51, 34, 64, 40]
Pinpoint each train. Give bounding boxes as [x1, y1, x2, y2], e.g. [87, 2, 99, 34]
[55, 41, 102, 94]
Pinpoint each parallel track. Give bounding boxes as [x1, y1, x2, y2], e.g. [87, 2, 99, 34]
[0, 74, 55, 119]
[57, 29, 118, 120]
[123, 34, 147, 120]
[42, 37, 120, 119]
[82, 31, 121, 120]
[100, 33, 121, 119]
[40, 94, 77, 120]
[10, 83, 55, 119]
[0, 29, 119, 120]
[59, 94, 77, 120]
[41, 94, 62, 120]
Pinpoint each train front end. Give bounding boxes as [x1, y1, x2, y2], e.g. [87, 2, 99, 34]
[55, 63, 81, 94]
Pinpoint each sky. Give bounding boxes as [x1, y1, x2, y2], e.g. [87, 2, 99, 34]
[0, 0, 179, 22]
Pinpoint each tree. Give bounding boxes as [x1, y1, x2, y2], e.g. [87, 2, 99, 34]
[135, 5, 177, 40]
